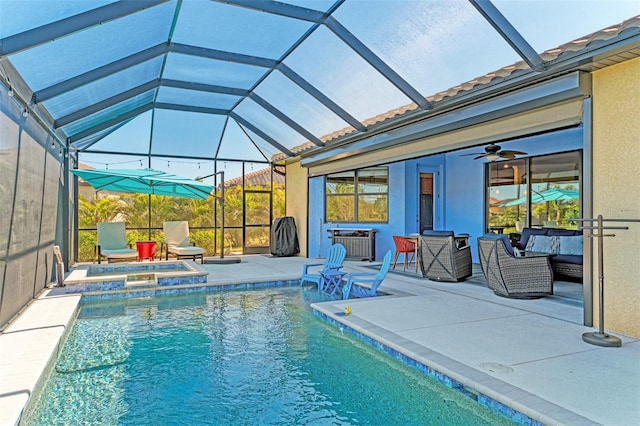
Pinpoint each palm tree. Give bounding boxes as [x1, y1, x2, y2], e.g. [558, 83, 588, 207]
[78, 195, 127, 227]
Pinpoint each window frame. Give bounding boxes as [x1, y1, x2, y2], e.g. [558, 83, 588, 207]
[325, 166, 389, 224]
[485, 150, 582, 234]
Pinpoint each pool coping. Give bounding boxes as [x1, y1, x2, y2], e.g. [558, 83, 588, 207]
[0, 290, 81, 426]
[311, 296, 597, 426]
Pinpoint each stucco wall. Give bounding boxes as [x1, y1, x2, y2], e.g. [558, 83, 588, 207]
[592, 57, 640, 338]
[307, 163, 409, 261]
[285, 160, 308, 257]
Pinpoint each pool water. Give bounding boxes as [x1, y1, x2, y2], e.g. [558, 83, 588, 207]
[23, 288, 514, 425]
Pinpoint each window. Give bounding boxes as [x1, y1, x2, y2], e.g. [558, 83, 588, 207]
[487, 151, 581, 234]
[326, 167, 388, 223]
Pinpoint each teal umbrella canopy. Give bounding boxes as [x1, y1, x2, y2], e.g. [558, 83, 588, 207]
[503, 188, 579, 207]
[71, 168, 214, 200]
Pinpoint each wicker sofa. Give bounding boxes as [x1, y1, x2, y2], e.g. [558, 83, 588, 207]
[513, 227, 583, 281]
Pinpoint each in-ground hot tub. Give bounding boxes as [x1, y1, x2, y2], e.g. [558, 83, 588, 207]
[63, 260, 208, 293]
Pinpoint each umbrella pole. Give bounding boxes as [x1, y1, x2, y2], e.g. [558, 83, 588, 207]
[219, 171, 224, 259]
[148, 194, 152, 241]
[147, 156, 152, 241]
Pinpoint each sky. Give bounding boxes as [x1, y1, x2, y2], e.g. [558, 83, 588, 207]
[73, 0, 640, 183]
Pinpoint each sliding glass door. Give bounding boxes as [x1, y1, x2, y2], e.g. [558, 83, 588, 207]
[486, 150, 581, 234]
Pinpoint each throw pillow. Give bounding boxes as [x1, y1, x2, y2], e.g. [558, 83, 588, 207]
[524, 235, 537, 252]
[559, 236, 583, 255]
[528, 235, 560, 254]
[519, 227, 547, 250]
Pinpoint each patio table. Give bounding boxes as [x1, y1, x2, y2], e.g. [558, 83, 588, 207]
[320, 270, 347, 296]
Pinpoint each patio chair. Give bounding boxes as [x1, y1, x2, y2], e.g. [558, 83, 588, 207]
[419, 231, 472, 282]
[162, 221, 205, 263]
[342, 250, 392, 300]
[95, 222, 138, 264]
[392, 236, 417, 272]
[300, 243, 347, 291]
[477, 234, 553, 298]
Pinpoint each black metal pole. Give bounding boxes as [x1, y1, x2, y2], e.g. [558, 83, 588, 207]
[597, 215, 605, 335]
[148, 195, 151, 241]
[220, 171, 225, 259]
[199, 170, 225, 259]
[148, 157, 152, 241]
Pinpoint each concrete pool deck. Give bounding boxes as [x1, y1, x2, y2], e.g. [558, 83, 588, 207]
[1, 255, 638, 425]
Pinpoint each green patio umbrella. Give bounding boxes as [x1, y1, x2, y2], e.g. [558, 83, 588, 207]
[71, 168, 214, 200]
[503, 188, 579, 207]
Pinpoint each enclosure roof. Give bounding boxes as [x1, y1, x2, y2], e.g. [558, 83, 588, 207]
[1, 1, 639, 166]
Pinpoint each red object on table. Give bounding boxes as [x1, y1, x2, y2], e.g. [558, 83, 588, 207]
[136, 241, 157, 261]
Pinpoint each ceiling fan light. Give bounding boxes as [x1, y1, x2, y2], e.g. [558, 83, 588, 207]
[485, 154, 500, 162]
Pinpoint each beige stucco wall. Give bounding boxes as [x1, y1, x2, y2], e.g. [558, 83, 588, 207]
[285, 159, 308, 257]
[592, 57, 640, 338]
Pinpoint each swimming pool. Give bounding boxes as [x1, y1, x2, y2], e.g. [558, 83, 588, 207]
[22, 287, 514, 425]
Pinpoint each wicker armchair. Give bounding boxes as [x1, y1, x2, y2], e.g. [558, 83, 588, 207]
[419, 231, 472, 282]
[477, 234, 553, 298]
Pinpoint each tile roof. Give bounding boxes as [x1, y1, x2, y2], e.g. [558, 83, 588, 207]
[223, 167, 285, 187]
[277, 15, 640, 162]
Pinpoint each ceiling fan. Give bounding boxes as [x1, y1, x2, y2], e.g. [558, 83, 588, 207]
[461, 144, 527, 161]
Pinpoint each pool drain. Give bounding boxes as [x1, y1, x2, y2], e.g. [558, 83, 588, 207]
[479, 362, 514, 374]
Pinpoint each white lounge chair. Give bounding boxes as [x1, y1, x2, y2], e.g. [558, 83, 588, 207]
[95, 222, 137, 264]
[162, 221, 205, 263]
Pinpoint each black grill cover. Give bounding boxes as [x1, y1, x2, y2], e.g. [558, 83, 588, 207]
[271, 217, 300, 257]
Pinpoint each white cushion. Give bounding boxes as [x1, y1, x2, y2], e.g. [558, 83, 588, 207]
[101, 248, 137, 258]
[97, 222, 129, 250]
[559, 236, 583, 255]
[168, 245, 204, 256]
[163, 221, 191, 247]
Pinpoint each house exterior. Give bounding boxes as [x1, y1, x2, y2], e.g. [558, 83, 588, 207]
[284, 22, 640, 339]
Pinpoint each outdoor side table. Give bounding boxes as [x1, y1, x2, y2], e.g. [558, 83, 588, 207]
[320, 270, 347, 296]
[136, 241, 157, 261]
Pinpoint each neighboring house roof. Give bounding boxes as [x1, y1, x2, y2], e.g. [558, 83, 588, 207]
[279, 15, 640, 160]
[223, 167, 285, 188]
[76, 162, 94, 185]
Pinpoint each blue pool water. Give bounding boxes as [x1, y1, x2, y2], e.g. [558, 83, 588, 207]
[24, 287, 514, 425]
